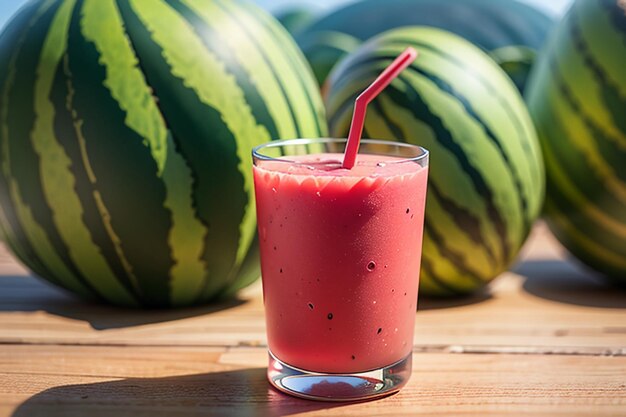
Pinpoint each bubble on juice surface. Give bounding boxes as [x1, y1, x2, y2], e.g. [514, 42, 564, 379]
[327, 313, 333, 320]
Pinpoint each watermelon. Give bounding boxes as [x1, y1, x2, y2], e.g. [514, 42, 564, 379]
[297, 0, 554, 91]
[274, 6, 318, 36]
[0, 0, 326, 307]
[325, 27, 545, 296]
[525, 0, 626, 284]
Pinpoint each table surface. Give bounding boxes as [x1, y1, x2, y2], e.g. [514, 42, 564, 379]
[0, 223, 625, 417]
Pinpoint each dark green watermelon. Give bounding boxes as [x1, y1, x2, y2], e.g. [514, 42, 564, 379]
[274, 6, 318, 36]
[325, 27, 545, 296]
[297, 0, 554, 91]
[526, 0, 626, 284]
[0, 0, 326, 307]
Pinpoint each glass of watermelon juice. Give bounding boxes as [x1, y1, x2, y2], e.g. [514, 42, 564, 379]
[252, 138, 429, 401]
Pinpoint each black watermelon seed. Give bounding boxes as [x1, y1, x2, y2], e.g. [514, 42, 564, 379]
[308, 303, 314, 310]
[351, 355, 356, 360]
[327, 313, 333, 320]
[280, 268, 283, 273]
[406, 208, 410, 214]
[377, 328, 382, 334]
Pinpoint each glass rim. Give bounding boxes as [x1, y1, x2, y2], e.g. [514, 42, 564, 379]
[252, 138, 429, 165]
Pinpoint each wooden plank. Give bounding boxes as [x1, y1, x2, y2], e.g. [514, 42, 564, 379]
[0, 224, 624, 353]
[0, 345, 624, 417]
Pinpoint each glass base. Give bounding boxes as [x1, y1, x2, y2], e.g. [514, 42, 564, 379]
[267, 351, 412, 402]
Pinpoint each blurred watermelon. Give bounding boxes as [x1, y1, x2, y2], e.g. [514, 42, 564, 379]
[297, 0, 554, 91]
[274, 6, 318, 36]
[526, 0, 626, 285]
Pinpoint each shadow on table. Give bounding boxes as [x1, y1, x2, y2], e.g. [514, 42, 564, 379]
[0, 275, 248, 330]
[11, 367, 349, 417]
[515, 259, 626, 309]
[418, 287, 492, 311]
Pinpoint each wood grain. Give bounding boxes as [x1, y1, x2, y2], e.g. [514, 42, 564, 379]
[1, 345, 624, 417]
[0, 222, 625, 416]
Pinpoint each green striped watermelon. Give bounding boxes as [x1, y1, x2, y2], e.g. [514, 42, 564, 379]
[525, 0, 626, 284]
[326, 27, 545, 296]
[297, 0, 554, 91]
[0, 0, 326, 307]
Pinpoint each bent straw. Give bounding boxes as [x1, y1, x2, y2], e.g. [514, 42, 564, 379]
[342, 47, 418, 169]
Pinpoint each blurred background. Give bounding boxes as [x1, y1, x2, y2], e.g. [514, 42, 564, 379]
[0, 0, 575, 30]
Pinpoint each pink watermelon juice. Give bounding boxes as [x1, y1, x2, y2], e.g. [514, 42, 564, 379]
[253, 150, 428, 374]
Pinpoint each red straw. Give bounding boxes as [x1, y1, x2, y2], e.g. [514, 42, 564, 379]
[342, 47, 418, 169]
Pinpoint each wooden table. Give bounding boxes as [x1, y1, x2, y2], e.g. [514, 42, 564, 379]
[0, 223, 624, 416]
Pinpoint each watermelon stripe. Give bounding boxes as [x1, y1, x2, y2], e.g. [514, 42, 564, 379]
[356, 40, 542, 189]
[369, 100, 404, 141]
[576, 0, 626, 97]
[0, 0, 61, 282]
[130, 0, 265, 292]
[538, 72, 626, 222]
[546, 199, 626, 270]
[60, 0, 176, 306]
[249, 1, 326, 137]
[213, 1, 304, 139]
[569, 16, 626, 145]
[428, 182, 497, 265]
[173, 0, 309, 280]
[6, 0, 103, 300]
[550, 61, 626, 198]
[330, 42, 541, 200]
[548, 22, 626, 152]
[421, 224, 484, 295]
[173, 0, 286, 140]
[420, 257, 463, 297]
[235, 0, 326, 137]
[51, 55, 142, 301]
[424, 222, 484, 285]
[119, 0, 261, 299]
[550, 60, 626, 186]
[28, 0, 142, 305]
[543, 146, 626, 241]
[408, 65, 530, 233]
[386, 79, 511, 263]
[80, 0, 208, 306]
[364, 37, 540, 153]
